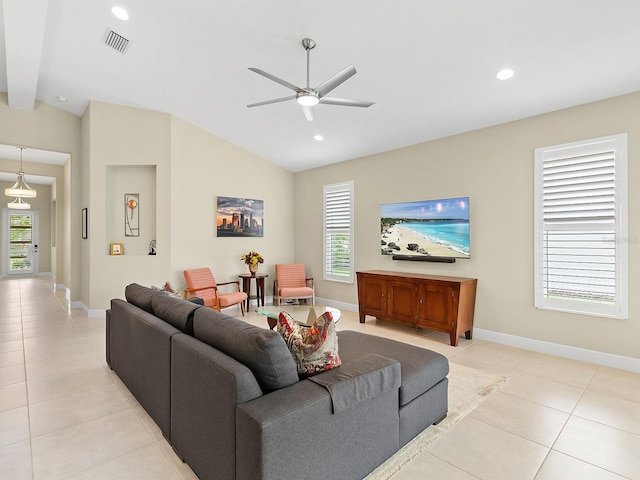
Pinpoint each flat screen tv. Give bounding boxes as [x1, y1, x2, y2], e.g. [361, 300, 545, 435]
[381, 197, 470, 260]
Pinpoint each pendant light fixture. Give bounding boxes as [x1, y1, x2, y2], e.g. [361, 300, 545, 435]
[8, 196, 30, 209]
[5, 147, 37, 199]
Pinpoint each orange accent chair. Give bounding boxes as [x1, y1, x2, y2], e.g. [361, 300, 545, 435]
[274, 264, 314, 306]
[183, 268, 247, 315]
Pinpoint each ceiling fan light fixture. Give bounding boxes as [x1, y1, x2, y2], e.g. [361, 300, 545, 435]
[296, 92, 319, 107]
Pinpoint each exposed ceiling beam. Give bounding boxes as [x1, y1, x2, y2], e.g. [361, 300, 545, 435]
[2, 0, 49, 111]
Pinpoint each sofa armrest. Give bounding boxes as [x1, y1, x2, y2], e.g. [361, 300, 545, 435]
[236, 355, 401, 480]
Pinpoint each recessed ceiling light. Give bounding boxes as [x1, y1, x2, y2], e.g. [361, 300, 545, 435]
[56, 96, 68, 103]
[111, 6, 129, 21]
[314, 135, 324, 142]
[496, 68, 514, 80]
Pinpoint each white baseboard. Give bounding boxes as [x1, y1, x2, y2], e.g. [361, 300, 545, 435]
[70, 300, 106, 318]
[62, 291, 640, 373]
[315, 297, 358, 313]
[473, 328, 640, 373]
[317, 299, 640, 373]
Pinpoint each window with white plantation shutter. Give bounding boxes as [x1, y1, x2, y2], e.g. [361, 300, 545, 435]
[534, 134, 628, 319]
[323, 181, 354, 283]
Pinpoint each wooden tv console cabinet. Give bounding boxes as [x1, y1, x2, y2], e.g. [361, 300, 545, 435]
[356, 270, 478, 346]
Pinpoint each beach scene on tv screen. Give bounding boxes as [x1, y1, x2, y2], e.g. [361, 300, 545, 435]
[381, 197, 470, 258]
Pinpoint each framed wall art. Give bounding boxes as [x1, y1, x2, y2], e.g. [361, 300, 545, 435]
[216, 196, 264, 237]
[125, 193, 140, 237]
[81, 208, 88, 239]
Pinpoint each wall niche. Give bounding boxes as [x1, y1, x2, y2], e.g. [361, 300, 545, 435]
[105, 165, 157, 255]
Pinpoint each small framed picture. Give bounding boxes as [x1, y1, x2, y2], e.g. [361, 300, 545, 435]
[81, 208, 88, 239]
[110, 243, 123, 255]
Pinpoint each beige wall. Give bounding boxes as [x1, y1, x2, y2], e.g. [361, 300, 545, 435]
[294, 91, 640, 360]
[83, 102, 173, 308]
[81, 102, 295, 309]
[168, 116, 295, 296]
[3, 88, 637, 360]
[0, 93, 81, 293]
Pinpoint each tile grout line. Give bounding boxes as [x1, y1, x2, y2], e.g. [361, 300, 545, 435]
[17, 278, 37, 480]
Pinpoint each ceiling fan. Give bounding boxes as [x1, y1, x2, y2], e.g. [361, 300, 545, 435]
[247, 38, 375, 121]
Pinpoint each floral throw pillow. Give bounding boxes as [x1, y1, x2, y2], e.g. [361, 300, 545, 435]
[277, 311, 341, 378]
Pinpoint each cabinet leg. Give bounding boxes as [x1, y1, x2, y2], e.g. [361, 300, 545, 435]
[465, 329, 472, 340]
[359, 313, 365, 323]
[449, 332, 459, 347]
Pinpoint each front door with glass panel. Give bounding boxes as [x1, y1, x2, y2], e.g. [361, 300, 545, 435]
[7, 210, 37, 274]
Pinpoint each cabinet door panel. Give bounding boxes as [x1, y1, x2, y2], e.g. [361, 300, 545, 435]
[360, 277, 387, 318]
[388, 281, 416, 323]
[418, 284, 454, 328]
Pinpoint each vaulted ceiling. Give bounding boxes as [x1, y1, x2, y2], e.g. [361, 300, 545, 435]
[2, 0, 640, 172]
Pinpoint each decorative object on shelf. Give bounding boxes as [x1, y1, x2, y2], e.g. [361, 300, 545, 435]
[216, 196, 264, 237]
[149, 239, 156, 255]
[125, 193, 139, 237]
[8, 196, 30, 209]
[5, 147, 37, 201]
[241, 250, 264, 275]
[81, 208, 88, 239]
[110, 242, 123, 255]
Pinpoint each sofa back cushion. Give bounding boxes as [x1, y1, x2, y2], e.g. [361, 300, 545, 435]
[193, 308, 298, 392]
[151, 293, 201, 335]
[125, 283, 158, 313]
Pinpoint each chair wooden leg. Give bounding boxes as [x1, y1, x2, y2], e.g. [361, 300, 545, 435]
[240, 302, 245, 316]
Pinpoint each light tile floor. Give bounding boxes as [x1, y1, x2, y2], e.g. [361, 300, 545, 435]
[1, 276, 639, 480]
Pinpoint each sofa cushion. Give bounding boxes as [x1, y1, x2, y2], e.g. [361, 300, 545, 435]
[125, 283, 158, 313]
[192, 308, 298, 392]
[337, 330, 449, 406]
[151, 293, 201, 335]
[277, 311, 341, 378]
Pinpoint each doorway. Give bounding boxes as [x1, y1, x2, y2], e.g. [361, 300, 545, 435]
[5, 209, 39, 275]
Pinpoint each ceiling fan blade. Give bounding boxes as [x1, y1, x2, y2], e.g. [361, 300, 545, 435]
[302, 106, 315, 121]
[248, 68, 302, 92]
[319, 97, 375, 108]
[247, 95, 296, 108]
[315, 65, 357, 97]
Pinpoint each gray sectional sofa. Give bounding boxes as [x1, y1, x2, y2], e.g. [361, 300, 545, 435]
[106, 283, 449, 480]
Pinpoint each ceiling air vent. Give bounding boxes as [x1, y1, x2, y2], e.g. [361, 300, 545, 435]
[104, 29, 130, 54]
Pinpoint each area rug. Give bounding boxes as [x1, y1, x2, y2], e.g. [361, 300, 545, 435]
[364, 363, 508, 480]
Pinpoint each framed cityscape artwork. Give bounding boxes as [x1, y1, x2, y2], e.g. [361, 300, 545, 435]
[216, 196, 264, 237]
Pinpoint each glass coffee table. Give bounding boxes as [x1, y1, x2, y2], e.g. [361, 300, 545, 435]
[256, 305, 341, 330]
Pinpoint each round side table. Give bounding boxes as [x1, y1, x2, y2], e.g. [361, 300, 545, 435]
[238, 273, 269, 311]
